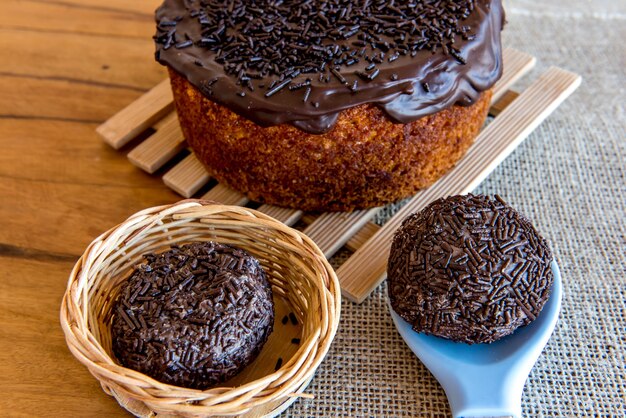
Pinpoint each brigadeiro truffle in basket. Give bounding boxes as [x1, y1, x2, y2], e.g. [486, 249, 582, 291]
[387, 194, 553, 344]
[111, 241, 274, 389]
[153, 0, 505, 211]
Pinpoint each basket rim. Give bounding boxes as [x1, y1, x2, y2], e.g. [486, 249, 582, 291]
[60, 199, 341, 417]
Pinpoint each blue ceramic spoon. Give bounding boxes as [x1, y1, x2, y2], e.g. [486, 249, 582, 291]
[389, 261, 562, 418]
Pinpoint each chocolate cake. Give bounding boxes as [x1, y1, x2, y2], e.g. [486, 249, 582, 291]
[387, 194, 553, 344]
[154, 1, 505, 211]
[111, 242, 274, 389]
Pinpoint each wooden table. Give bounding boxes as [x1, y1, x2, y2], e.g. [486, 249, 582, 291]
[1, 1, 179, 415]
[0, 1, 600, 417]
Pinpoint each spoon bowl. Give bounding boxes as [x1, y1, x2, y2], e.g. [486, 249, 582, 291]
[389, 261, 562, 418]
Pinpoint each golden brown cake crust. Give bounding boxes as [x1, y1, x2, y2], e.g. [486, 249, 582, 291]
[170, 69, 492, 212]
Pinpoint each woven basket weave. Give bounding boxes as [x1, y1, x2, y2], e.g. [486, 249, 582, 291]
[60, 200, 341, 417]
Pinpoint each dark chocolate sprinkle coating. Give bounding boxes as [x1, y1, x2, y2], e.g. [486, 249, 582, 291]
[154, 0, 504, 134]
[111, 242, 274, 389]
[387, 194, 553, 344]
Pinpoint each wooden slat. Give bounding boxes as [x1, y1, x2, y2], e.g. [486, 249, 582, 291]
[202, 184, 249, 206]
[300, 213, 379, 254]
[197, 181, 304, 225]
[198, 186, 303, 225]
[257, 205, 304, 226]
[303, 208, 381, 259]
[490, 90, 520, 117]
[127, 112, 185, 173]
[344, 221, 380, 253]
[338, 67, 582, 303]
[163, 154, 210, 197]
[96, 79, 173, 149]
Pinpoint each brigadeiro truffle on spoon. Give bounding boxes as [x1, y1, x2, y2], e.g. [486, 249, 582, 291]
[387, 194, 554, 344]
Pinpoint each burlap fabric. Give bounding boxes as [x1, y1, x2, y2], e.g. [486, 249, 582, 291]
[286, 1, 626, 416]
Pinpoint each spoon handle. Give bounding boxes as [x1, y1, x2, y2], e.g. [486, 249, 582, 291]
[467, 416, 514, 418]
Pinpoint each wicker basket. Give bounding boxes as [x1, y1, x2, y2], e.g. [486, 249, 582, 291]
[60, 200, 341, 417]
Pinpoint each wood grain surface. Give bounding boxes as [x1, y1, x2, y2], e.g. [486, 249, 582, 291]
[0, 1, 175, 416]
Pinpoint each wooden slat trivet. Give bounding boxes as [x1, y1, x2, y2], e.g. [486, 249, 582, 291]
[127, 112, 185, 173]
[490, 90, 520, 117]
[200, 185, 305, 225]
[257, 205, 303, 226]
[97, 48, 580, 303]
[97, 79, 173, 149]
[162, 154, 210, 197]
[202, 183, 249, 206]
[303, 208, 381, 259]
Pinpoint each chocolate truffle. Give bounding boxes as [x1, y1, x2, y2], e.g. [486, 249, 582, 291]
[387, 194, 553, 344]
[111, 242, 274, 389]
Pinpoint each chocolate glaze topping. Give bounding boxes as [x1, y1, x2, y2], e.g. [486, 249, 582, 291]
[154, 0, 505, 134]
[387, 194, 553, 344]
[111, 242, 274, 389]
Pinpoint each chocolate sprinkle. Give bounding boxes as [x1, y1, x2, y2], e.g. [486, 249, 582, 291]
[387, 194, 553, 344]
[274, 357, 283, 371]
[289, 312, 298, 326]
[111, 242, 274, 389]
